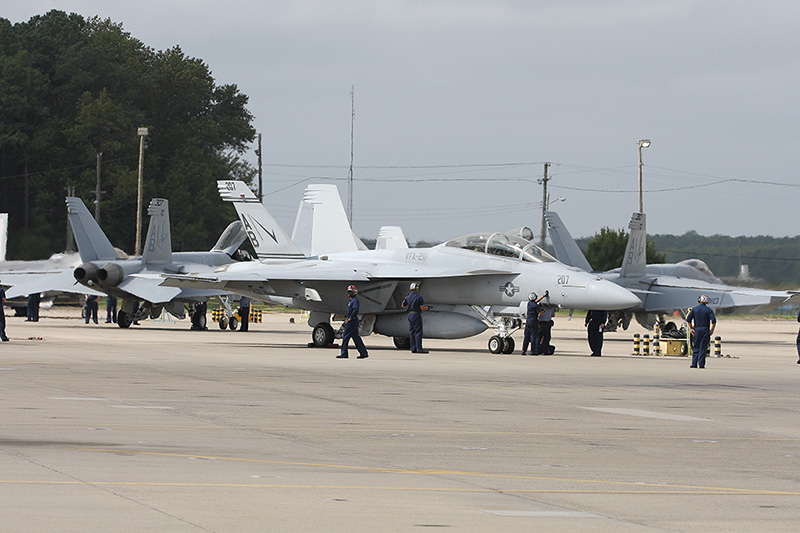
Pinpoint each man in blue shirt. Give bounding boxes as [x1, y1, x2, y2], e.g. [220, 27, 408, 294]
[686, 294, 717, 368]
[402, 282, 429, 354]
[521, 291, 545, 355]
[337, 285, 368, 359]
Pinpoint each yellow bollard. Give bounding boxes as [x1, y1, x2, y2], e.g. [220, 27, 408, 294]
[632, 334, 641, 356]
[653, 326, 661, 356]
[643, 334, 650, 356]
[714, 336, 722, 357]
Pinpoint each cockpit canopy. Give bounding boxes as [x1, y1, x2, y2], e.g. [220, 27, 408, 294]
[212, 221, 248, 255]
[444, 232, 557, 263]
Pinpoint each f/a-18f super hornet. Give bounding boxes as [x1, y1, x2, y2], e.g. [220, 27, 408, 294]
[545, 210, 799, 330]
[160, 181, 640, 353]
[68, 196, 250, 328]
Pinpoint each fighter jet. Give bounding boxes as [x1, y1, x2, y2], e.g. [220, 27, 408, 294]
[545, 210, 799, 330]
[69, 196, 251, 328]
[161, 181, 640, 353]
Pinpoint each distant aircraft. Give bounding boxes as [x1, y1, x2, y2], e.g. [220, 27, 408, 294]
[545, 210, 799, 330]
[161, 181, 640, 353]
[69, 196, 250, 328]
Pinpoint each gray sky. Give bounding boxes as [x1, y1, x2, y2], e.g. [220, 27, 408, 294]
[5, 1, 800, 243]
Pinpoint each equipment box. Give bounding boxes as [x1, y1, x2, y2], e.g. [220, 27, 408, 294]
[660, 338, 687, 356]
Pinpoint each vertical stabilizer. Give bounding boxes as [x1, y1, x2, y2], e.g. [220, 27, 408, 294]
[304, 184, 363, 255]
[620, 212, 647, 278]
[141, 198, 172, 265]
[66, 197, 119, 262]
[544, 211, 593, 272]
[376, 226, 410, 250]
[218, 181, 306, 260]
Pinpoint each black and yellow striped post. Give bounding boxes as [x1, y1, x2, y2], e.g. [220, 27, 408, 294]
[714, 336, 722, 357]
[653, 324, 661, 356]
[642, 334, 650, 356]
[632, 334, 641, 355]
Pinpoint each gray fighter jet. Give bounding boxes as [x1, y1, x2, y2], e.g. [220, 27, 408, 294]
[69, 196, 250, 328]
[161, 181, 640, 353]
[545, 210, 799, 330]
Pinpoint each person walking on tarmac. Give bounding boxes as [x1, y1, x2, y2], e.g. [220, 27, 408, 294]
[84, 294, 99, 324]
[402, 282, 429, 354]
[686, 294, 717, 368]
[586, 309, 608, 356]
[521, 291, 546, 355]
[337, 285, 369, 359]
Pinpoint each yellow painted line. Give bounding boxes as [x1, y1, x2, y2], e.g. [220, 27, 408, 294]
[74, 448, 798, 495]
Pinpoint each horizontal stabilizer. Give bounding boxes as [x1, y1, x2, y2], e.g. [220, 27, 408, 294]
[118, 275, 181, 303]
[4, 269, 104, 299]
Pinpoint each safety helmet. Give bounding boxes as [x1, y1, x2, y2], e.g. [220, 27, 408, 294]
[347, 285, 357, 293]
[698, 294, 710, 303]
[528, 292, 537, 301]
[410, 282, 419, 290]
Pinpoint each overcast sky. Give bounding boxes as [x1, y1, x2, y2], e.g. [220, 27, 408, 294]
[5, 1, 800, 243]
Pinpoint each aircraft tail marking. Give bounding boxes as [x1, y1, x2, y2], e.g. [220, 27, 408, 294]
[620, 212, 647, 278]
[217, 181, 306, 260]
[142, 198, 172, 265]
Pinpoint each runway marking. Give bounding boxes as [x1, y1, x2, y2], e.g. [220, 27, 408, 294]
[580, 407, 711, 422]
[68, 448, 800, 495]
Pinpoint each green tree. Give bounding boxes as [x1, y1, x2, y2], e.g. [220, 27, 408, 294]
[0, 10, 255, 258]
[585, 226, 665, 272]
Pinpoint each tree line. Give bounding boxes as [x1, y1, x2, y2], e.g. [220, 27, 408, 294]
[0, 10, 255, 259]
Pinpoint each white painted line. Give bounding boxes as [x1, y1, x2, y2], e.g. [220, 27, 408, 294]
[109, 405, 174, 409]
[580, 407, 711, 422]
[486, 510, 600, 518]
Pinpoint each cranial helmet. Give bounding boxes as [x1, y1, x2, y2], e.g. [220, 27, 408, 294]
[698, 294, 710, 303]
[410, 282, 419, 290]
[528, 292, 538, 301]
[347, 285, 357, 293]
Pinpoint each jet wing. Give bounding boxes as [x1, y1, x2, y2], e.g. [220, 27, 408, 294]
[3, 269, 104, 299]
[117, 275, 182, 304]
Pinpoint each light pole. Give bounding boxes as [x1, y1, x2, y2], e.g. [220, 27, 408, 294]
[135, 127, 148, 256]
[637, 139, 650, 213]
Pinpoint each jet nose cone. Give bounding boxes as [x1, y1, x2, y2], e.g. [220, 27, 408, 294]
[586, 278, 640, 310]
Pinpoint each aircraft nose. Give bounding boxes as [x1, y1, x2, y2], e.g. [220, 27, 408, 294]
[586, 277, 640, 310]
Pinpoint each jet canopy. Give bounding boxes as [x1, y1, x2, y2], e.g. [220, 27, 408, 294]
[211, 221, 248, 255]
[444, 232, 557, 263]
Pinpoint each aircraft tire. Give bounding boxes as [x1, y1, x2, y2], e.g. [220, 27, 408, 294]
[312, 323, 335, 347]
[219, 316, 229, 330]
[502, 337, 515, 354]
[229, 317, 239, 331]
[117, 311, 132, 329]
[488, 335, 504, 354]
[393, 336, 410, 350]
[680, 342, 688, 356]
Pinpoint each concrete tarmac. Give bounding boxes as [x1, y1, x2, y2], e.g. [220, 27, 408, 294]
[2, 307, 800, 532]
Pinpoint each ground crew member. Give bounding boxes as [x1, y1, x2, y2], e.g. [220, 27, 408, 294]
[586, 309, 608, 356]
[402, 282, 429, 354]
[0, 285, 9, 341]
[105, 295, 117, 323]
[84, 294, 99, 324]
[26, 293, 41, 322]
[686, 294, 716, 368]
[521, 291, 545, 355]
[239, 295, 250, 332]
[537, 306, 556, 355]
[795, 310, 799, 364]
[337, 285, 368, 359]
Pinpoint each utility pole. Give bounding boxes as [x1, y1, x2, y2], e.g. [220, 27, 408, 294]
[135, 127, 148, 256]
[539, 162, 550, 248]
[95, 152, 102, 222]
[347, 85, 355, 226]
[65, 185, 75, 253]
[257, 133, 263, 203]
